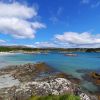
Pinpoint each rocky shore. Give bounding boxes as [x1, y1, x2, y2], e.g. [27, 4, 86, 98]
[0, 62, 98, 100]
[76, 69, 100, 99]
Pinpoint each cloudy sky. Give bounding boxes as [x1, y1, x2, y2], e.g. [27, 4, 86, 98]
[0, 0, 100, 48]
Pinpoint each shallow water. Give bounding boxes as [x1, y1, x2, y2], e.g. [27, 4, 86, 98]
[0, 52, 100, 92]
[0, 74, 20, 89]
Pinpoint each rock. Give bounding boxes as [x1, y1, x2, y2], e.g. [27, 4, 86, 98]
[90, 72, 100, 79]
[34, 62, 53, 72]
[0, 96, 3, 100]
[5, 78, 72, 100]
[81, 73, 92, 82]
[55, 73, 71, 78]
[76, 69, 94, 74]
[55, 73, 81, 84]
[0, 77, 97, 100]
[98, 95, 100, 100]
[82, 72, 100, 86]
[68, 78, 81, 84]
[80, 93, 90, 100]
[0, 62, 55, 82]
[9, 78, 94, 100]
[52, 90, 59, 95]
[89, 72, 100, 86]
[64, 53, 78, 57]
[0, 63, 98, 100]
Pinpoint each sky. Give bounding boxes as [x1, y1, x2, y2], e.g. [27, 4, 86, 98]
[0, 0, 100, 48]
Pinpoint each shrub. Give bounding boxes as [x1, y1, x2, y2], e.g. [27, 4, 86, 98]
[28, 94, 80, 100]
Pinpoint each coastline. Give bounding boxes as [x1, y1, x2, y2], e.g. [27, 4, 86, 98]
[0, 51, 47, 55]
[0, 62, 98, 100]
[0, 52, 16, 56]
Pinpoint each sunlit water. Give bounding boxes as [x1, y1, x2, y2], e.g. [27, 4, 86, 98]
[0, 52, 100, 92]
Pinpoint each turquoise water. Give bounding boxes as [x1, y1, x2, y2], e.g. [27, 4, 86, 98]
[0, 52, 100, 92]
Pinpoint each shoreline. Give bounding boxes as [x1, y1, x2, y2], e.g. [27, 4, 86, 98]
[0, 62, 98, 100]
[0, 52, 16, 55]
[0, 51, 48, 55]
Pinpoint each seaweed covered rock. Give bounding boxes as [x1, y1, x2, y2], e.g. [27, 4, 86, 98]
[34, 62, 53, 72]
[90, 72, 100, 85]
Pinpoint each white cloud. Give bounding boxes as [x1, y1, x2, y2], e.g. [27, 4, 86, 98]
[0, 39, 6, 43]
[0, 2, 46, 39]
[0, 2, 37, 19]
[76, 44, 100, 48]
[24, 44, 34, 48]
[33, 42, 57, 48]
[0, 17, 45, 39]
[26, 32, 100, 48]
[55, 32, 100, 48]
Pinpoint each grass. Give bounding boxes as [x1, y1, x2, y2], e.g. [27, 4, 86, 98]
[28, 94, 80, 100]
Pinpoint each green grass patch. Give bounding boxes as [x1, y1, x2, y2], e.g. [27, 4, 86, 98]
[28, 94, 80, 100]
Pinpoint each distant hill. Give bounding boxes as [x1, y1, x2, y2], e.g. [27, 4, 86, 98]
[0, 46, 100, 52]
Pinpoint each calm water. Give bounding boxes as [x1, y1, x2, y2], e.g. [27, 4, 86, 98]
[0, 52, 100, 92]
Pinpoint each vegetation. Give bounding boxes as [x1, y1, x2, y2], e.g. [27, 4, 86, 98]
[0, 46, 100, 52]
[28, 94, 80, 100]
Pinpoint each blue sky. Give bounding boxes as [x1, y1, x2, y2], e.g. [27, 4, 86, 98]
[0, 0, 100, 48]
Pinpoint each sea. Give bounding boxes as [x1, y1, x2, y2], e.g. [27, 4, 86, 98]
[0, 52, 100, 93]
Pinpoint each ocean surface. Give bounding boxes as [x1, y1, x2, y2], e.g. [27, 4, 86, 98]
[0, 52, 100, 92]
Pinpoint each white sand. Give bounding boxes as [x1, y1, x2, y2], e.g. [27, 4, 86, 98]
[0, 52, 20, 56]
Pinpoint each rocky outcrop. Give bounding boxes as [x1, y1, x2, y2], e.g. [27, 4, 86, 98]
[64, 53, 78, 57]
[90, 72, 100, 85]
[4, 78, 92, 100]
[0, 62, 54, 82]
[0, 63, 98, 100]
